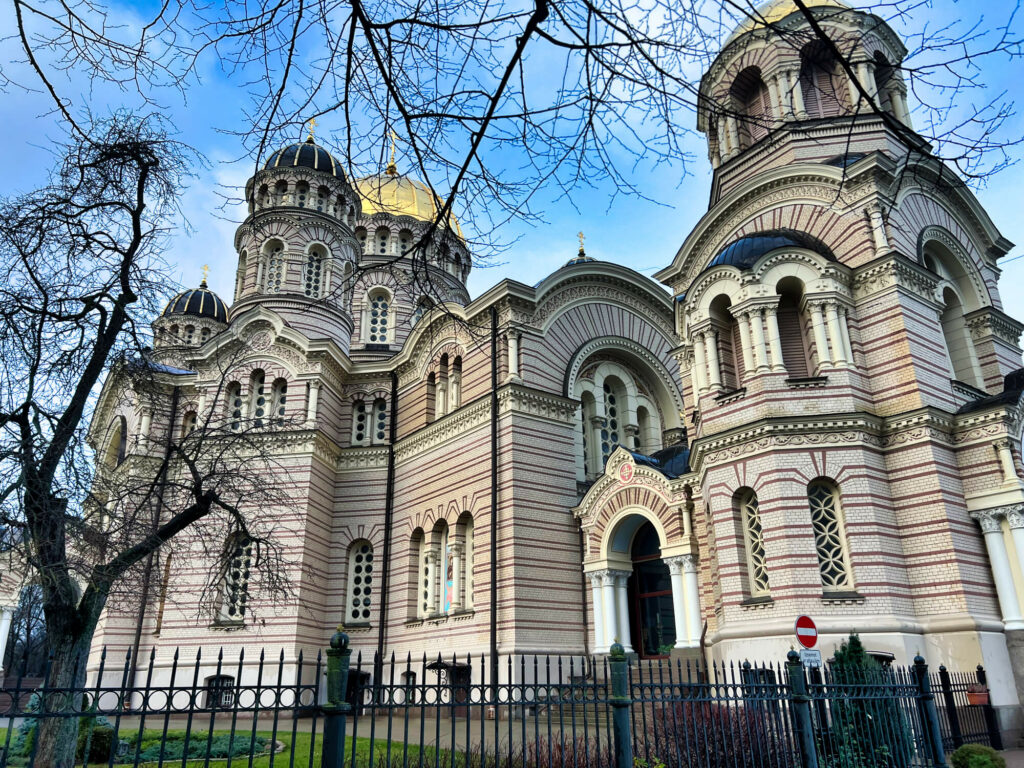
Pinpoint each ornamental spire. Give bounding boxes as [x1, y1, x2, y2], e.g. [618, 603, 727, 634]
[386, 129, 399, 176]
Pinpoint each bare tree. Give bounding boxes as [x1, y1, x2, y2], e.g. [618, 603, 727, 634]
[0, 113, 297, 766]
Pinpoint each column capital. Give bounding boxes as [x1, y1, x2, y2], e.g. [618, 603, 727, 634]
[448, 541, 465, 557]
[971, 509, 1006, 534]
[664, 554, 698, 574]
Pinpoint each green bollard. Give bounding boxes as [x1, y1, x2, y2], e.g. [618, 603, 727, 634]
[608, 641, 634, 768]
[322, 629, 352, 768]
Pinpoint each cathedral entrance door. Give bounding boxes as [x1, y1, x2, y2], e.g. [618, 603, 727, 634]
[629, 521, 676, 658]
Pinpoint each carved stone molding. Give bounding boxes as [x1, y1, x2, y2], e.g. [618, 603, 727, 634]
[852, 255, 939, 302]
[336, 445, 390, 471]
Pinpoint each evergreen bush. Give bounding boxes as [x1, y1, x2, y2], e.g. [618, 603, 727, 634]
[950, 744, 1005, 768]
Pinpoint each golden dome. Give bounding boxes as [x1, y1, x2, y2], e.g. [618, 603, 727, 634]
[725, 0, 851, 45]
[354, 172, 464, 239]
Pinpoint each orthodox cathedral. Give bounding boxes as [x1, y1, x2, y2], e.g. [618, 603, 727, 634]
[73, 0, 1024, 732]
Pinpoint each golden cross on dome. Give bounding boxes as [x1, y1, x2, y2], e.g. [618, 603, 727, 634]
[577, 231, 586, 253]
[306, 117, 318, 141]
[386, 129, 399, 176]
[201, 264, 210, 283]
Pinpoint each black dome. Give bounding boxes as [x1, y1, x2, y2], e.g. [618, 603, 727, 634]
[708, 228, 835, 271]
[264, 138, 344, 179]
[162, 280, 229, 324]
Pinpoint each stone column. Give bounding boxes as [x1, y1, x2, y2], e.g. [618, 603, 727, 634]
[973, 511, 1024, 631]
[139, 409, 153, 447]
[726, 117, 741, 157]
[601, 571, 618, 649]
[692, 333, 708, 393]
[437, 382, 448, 417]
[749, 310, 770, 372]
[0, 605, 13, 683]
[665, 557, 689, 649]
[825, 303, 847, 366]
[507, 334, 520, 381]
[681, 555, 702, 648]
[857, 62, 877, 101]
[995, 441, 1020, 485]
[1005, 507, 1024, 586]
[790, 70, 807, 118]
[736, 313, 755, 379]
[808, 303, 832, 373]
[866, 204, 889, 257]
[450, 542, 464, 612]
[837, 306, 855, 364]
[767, 74, 783, 121]
[306, 381, 321, 425]
[590, 572, 607, 652]
[704, 331, 722, 390]
[613, 571, 634, 653]
[765, 307, 786, 372]
[450, 373, 462, 411]
[425, 550, 439, 616]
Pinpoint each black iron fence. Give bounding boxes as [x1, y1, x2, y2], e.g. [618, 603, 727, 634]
[0, 634, 1005, 768]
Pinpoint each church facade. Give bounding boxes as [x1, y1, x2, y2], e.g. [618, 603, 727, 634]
[84, 0, 1024, 728]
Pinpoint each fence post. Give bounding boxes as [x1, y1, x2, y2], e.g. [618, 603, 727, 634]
[913, 655, 947, 767]
[785, 650, 819, 768]
[608, 641, 633, 768]
[938, 665, 963, 749]
[322, 629, 352, 768]
[976, 664, 1004, 750]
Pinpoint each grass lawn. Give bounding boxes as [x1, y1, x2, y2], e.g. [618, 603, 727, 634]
[0, 726, 456, 768]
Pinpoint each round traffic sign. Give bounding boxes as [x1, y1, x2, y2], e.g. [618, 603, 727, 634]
[795, 615, 818, 649]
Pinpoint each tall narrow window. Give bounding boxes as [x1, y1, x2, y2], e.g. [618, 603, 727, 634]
[376, 227, 390, 255]
[219, 536, 253, 623]
[372, 398, 388, 444]
[182, 411, 198, 436]
[366, 290, 390, 343]
[271, 379, 287, 425]
[600, 378, 626, 463]
[264, 241, 285, 293]
[807, 480, 853, 591]
[250, 371, 267, 428]
[227, 382, 243, 431]
[352, 400, 367, 444]
[738, 489, 770, 597]
[776, 278, 811, 378]
[346, 541, 374, 624]
[355, 228, 368, 253]
[295, 181, 309, 208]
[450, 357, 462, 411]
[303, 248, 324, 298]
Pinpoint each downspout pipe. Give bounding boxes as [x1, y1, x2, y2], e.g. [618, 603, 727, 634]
[489, 306, 499, 692]
[376, 370, 399, 678]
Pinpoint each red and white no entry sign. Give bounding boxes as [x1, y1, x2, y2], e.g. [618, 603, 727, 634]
[795, 615, 818, 649]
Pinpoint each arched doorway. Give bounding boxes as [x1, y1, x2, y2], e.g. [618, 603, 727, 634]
[629, 521, 676, 658]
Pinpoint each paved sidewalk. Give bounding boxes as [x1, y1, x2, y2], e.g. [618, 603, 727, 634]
[1003, 750, 1024, 767]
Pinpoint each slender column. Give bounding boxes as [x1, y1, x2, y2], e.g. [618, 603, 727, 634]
[716, 117, 729, 158]
[995, 441, 1020, 485]
[808, 303, 832, 373]
[139, 409, 153, 447]
[973, 511, 1024, 631]
[0, 606, 13, 682]
[825, 303, 847, 366]
[726, 117, 741, 157]
[766, 75, 783, 122]
[681, 555, 702, 648]
[736, 313, 755, 379]
[837, 306, 855, 365]
[704, 331, 722, 390]
[507, 334, 520, 380]
[437, 382, 448, 417]
[765, 307, 786, 372]
[450, 542, 464, 612]
[692, 333, 708, 393]
[601, 571, 619, 649]
[613, 571, 634, 653]
[450, 373, 461, 411]
[749, 310, 770, 372]
[858, 62, 877, 101]
[590, 573, 607, 652]
[866, 204, 889, 257]
[306, 381, 321, 424]
[1006, 510, 1024, 602]
[665, 557, 689, 650]
[890, 86, 911, 126]
[790, 70, 807, 118]
[425, 550, 438, 615]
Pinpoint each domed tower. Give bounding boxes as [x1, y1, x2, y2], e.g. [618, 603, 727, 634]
[348, 153, 471, 357]
[152, 277, 230, 360]
[699, 0, 909, 196]
[231, 136, 362, 352]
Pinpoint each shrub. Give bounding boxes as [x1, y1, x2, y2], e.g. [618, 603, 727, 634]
[76, 725, 116, 763]
[951, 744, 1006, 768]
[137, 732, 269, 762]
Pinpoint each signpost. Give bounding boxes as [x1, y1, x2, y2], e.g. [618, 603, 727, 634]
[795, 615, 822, 668]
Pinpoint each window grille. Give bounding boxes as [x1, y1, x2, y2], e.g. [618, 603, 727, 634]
[367, 291, 390, 343]
[808, 481, 852, 589]
[303, 251, 323, 298]
[221, 537, 252, 622]
[353, 400, 367, 444]
[740, 491, 770, 596]
[205, 675, 236, 709]
[373, 399, 387, 442]
[347, 542, 374, 622]
[250, 372, 267, 427]
[265, 244, 285, 292]
[272, 380, 287, 424]
[228, 384, 243, 431]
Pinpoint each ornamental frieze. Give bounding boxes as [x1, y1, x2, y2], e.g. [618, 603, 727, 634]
[533, 280, 675, 340]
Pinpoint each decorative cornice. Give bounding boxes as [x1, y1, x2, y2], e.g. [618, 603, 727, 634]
[965, 307, 1024, 346]
[394, 395, 491, 461]
[532, 275, 676, 340]
[852, 253, 940, 302]
[336, 445, 390, 471]
[498, 385, 577, 425]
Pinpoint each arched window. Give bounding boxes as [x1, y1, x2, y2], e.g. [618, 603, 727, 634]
[800, 41, 846, 118]
[375, 227, 390, 255]
[182, 411, 198, 437]
[200, 327, 211, 344]
[426, 373, 437, 424]
[730, 66, 772, 147]
[450, 356, 462, 411]
[355, 227, 368, 253]
[346, 541, 374, 625]
[709, 295, 742, 390]
[366, 289, 391, 343]
[249, 370, 267, 428]
[940, 287, 982, 387]
[263, 240, 285, 293]
[736, 489, 770, 598]
[600, 376, 627, 464]
[295, 181, 309, 208]
[436, 354, 449, 417]
[104, 417, 127, 468]
[256, 186, 269, 209]
[236, 250, 248, 299]
[184, 325, 195, 345]
[352, 399, 368, 444]
[399, 230, 413, 255]
[271, 379, 287, 425]
[776, 277, 812, 378]
[227, 382, 243, 431]
[304, 247, 325, 298]
[371, 398, 388, 444]
[316, 186, 329, 212]
[807, 480, 853, 591]
[273, 179, 288, 205]
[219, 535, 253, 623]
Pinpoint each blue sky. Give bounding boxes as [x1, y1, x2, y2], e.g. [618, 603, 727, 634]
[2, 0, 1023, 333]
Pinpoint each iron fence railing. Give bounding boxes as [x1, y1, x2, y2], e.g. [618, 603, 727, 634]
[0, 633, 1004, 768]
